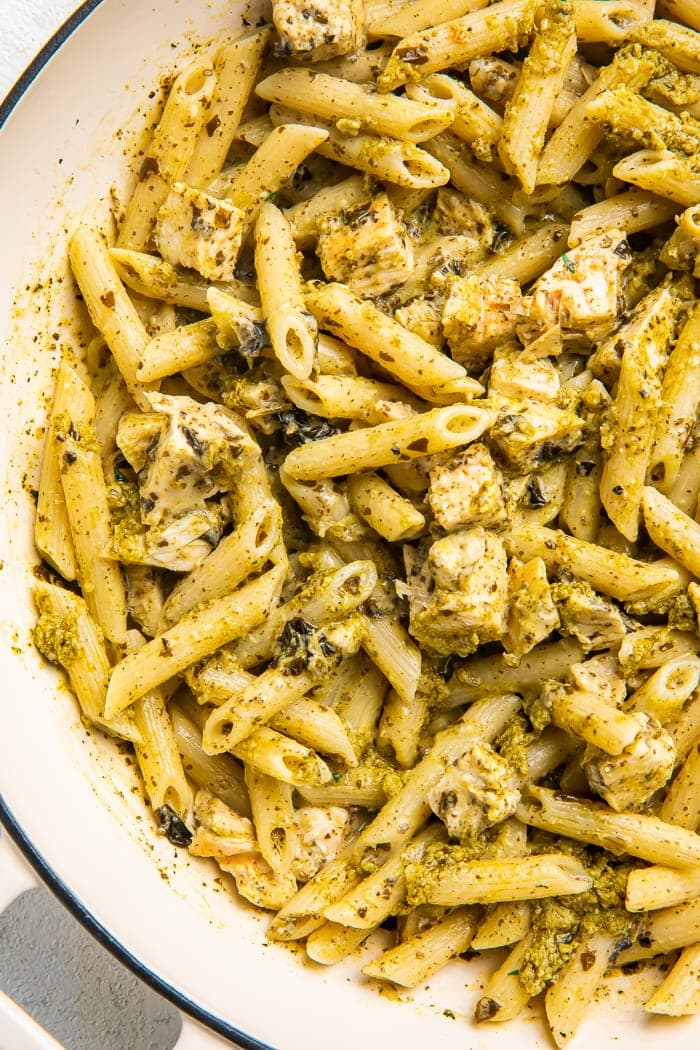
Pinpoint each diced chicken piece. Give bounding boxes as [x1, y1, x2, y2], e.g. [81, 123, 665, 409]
[488, 346, 560, 403]
[291, 806, 353, 882]
[488, 401, 585, 472]
[522, 229, 630, 336]
[394, 296, 443, 347]
[583, 712, 675, 811]
[124, 564, 164, 637]
[443, 275, 523, 373]
[119, 392, 257, 527]
[317, 193, 413, 297]
[503, 557, 560, 661]
[427, 443, 507, 531]
[190, 790, 259, 860]
[553, 580, 628, 653]
[273, 0, 365, 61]
[427, 741, 521, 838]
[422, 235, 492, 289]
[433, 190, 494, 252]
[402, 527, 508, 657]
[156, 183, 245, 281]
[568, 653, 627, 707]
[222, 853, 298, 910]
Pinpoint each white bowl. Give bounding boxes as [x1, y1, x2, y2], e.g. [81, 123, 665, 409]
[0, 2, 692, 1046]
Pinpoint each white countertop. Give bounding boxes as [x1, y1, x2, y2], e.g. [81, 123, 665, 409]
[0, 4, 238, 1048]
[0, 0, 80, 102]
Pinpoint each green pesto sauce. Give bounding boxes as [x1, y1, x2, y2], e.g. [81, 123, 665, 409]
[33, 608, 80, 666]
[519, 842, 636, 996]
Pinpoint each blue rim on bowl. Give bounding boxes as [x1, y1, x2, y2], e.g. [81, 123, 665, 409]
[0, 5, 272, 1046]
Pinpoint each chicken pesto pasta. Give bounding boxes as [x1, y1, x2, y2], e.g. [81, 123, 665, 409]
[31, 0, 700, 1043]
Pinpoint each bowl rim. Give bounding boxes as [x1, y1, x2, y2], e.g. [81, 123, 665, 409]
[0, 3, 270, 1045]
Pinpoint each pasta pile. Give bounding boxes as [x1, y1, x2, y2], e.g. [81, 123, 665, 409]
[32, 0, 700, 1043]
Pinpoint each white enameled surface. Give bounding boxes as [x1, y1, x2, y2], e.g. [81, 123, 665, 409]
[0, 3, 697, 1049]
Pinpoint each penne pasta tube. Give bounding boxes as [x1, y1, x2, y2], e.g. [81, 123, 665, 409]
[572, 0, 648, 41]
[313, 41, 394, 82]
[548, 685, 641, 755]
[362, 906, 481, 988]
[587, 85, 700, 156]
[295, 766, 388, 810]
[448, 638, 585, 706]
[226, 124, 330, 222]
[35, 359, 80, 581]
[283, 404, 496, 480]
[642, 486, 700, 579]
[110, 247, 258, 311]
[498, 0, 577, 195]
[203, 666, 318, 753]
[648, 303, 700, 492]
[545, 931, 620, 1047]
[669, 444, 700, 517]
[304, 281, 475, 399]
[410, 854, 593, 906]
[559, 380, 607, 543]
[256, 68, 455, 142]
[268, 104, 450, 189]
[599, 280, 684, 540]
[505, 521, 679, 602]
[618, 627, 700, 674]
[360, 614, 422, 708]
[626, 863, 700, 912]
[474, 933, 534, 1023]
[644, 943, 700, 1015]
[105, 565, 285, 717]
[471, 901, 531, 951]
[305, 922, 372, 965]
[627, 18, 700, 75]
[670, 690, 700, 768]
[33, 581, 138, 743]
[133, 686, 193, 821]
[626, 657, 700, 723]
[376, 687, 427, 769]
[271, 700, 358, 767]
[368, 0, 489, 37]
[281, 374, 415, 426]
[234, 727, 333, 786]
[520, 786, 700, 868]
[377, 0, 537, 92]
[346, 473, 425, 542]
[657, 0, 700, 30]
[659, 742, 700, 830]
[136, 318, 220, 382]
[245, 768, 298, 875]
[471, 221, 568, 283]
[185, 28, 271, 188]
[118, 60, 216, 249]
[613, 149, 700, 207]
[616, 899, 700, 963]
[255, 202, 318, 380]
[568, 188, 679, 247]
[70, 220, 152, 403]
[55, 368, 128, 645]
[159, 502, 281, 630]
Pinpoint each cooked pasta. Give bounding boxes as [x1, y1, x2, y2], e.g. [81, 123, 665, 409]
[31, 5, 700, 1046]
